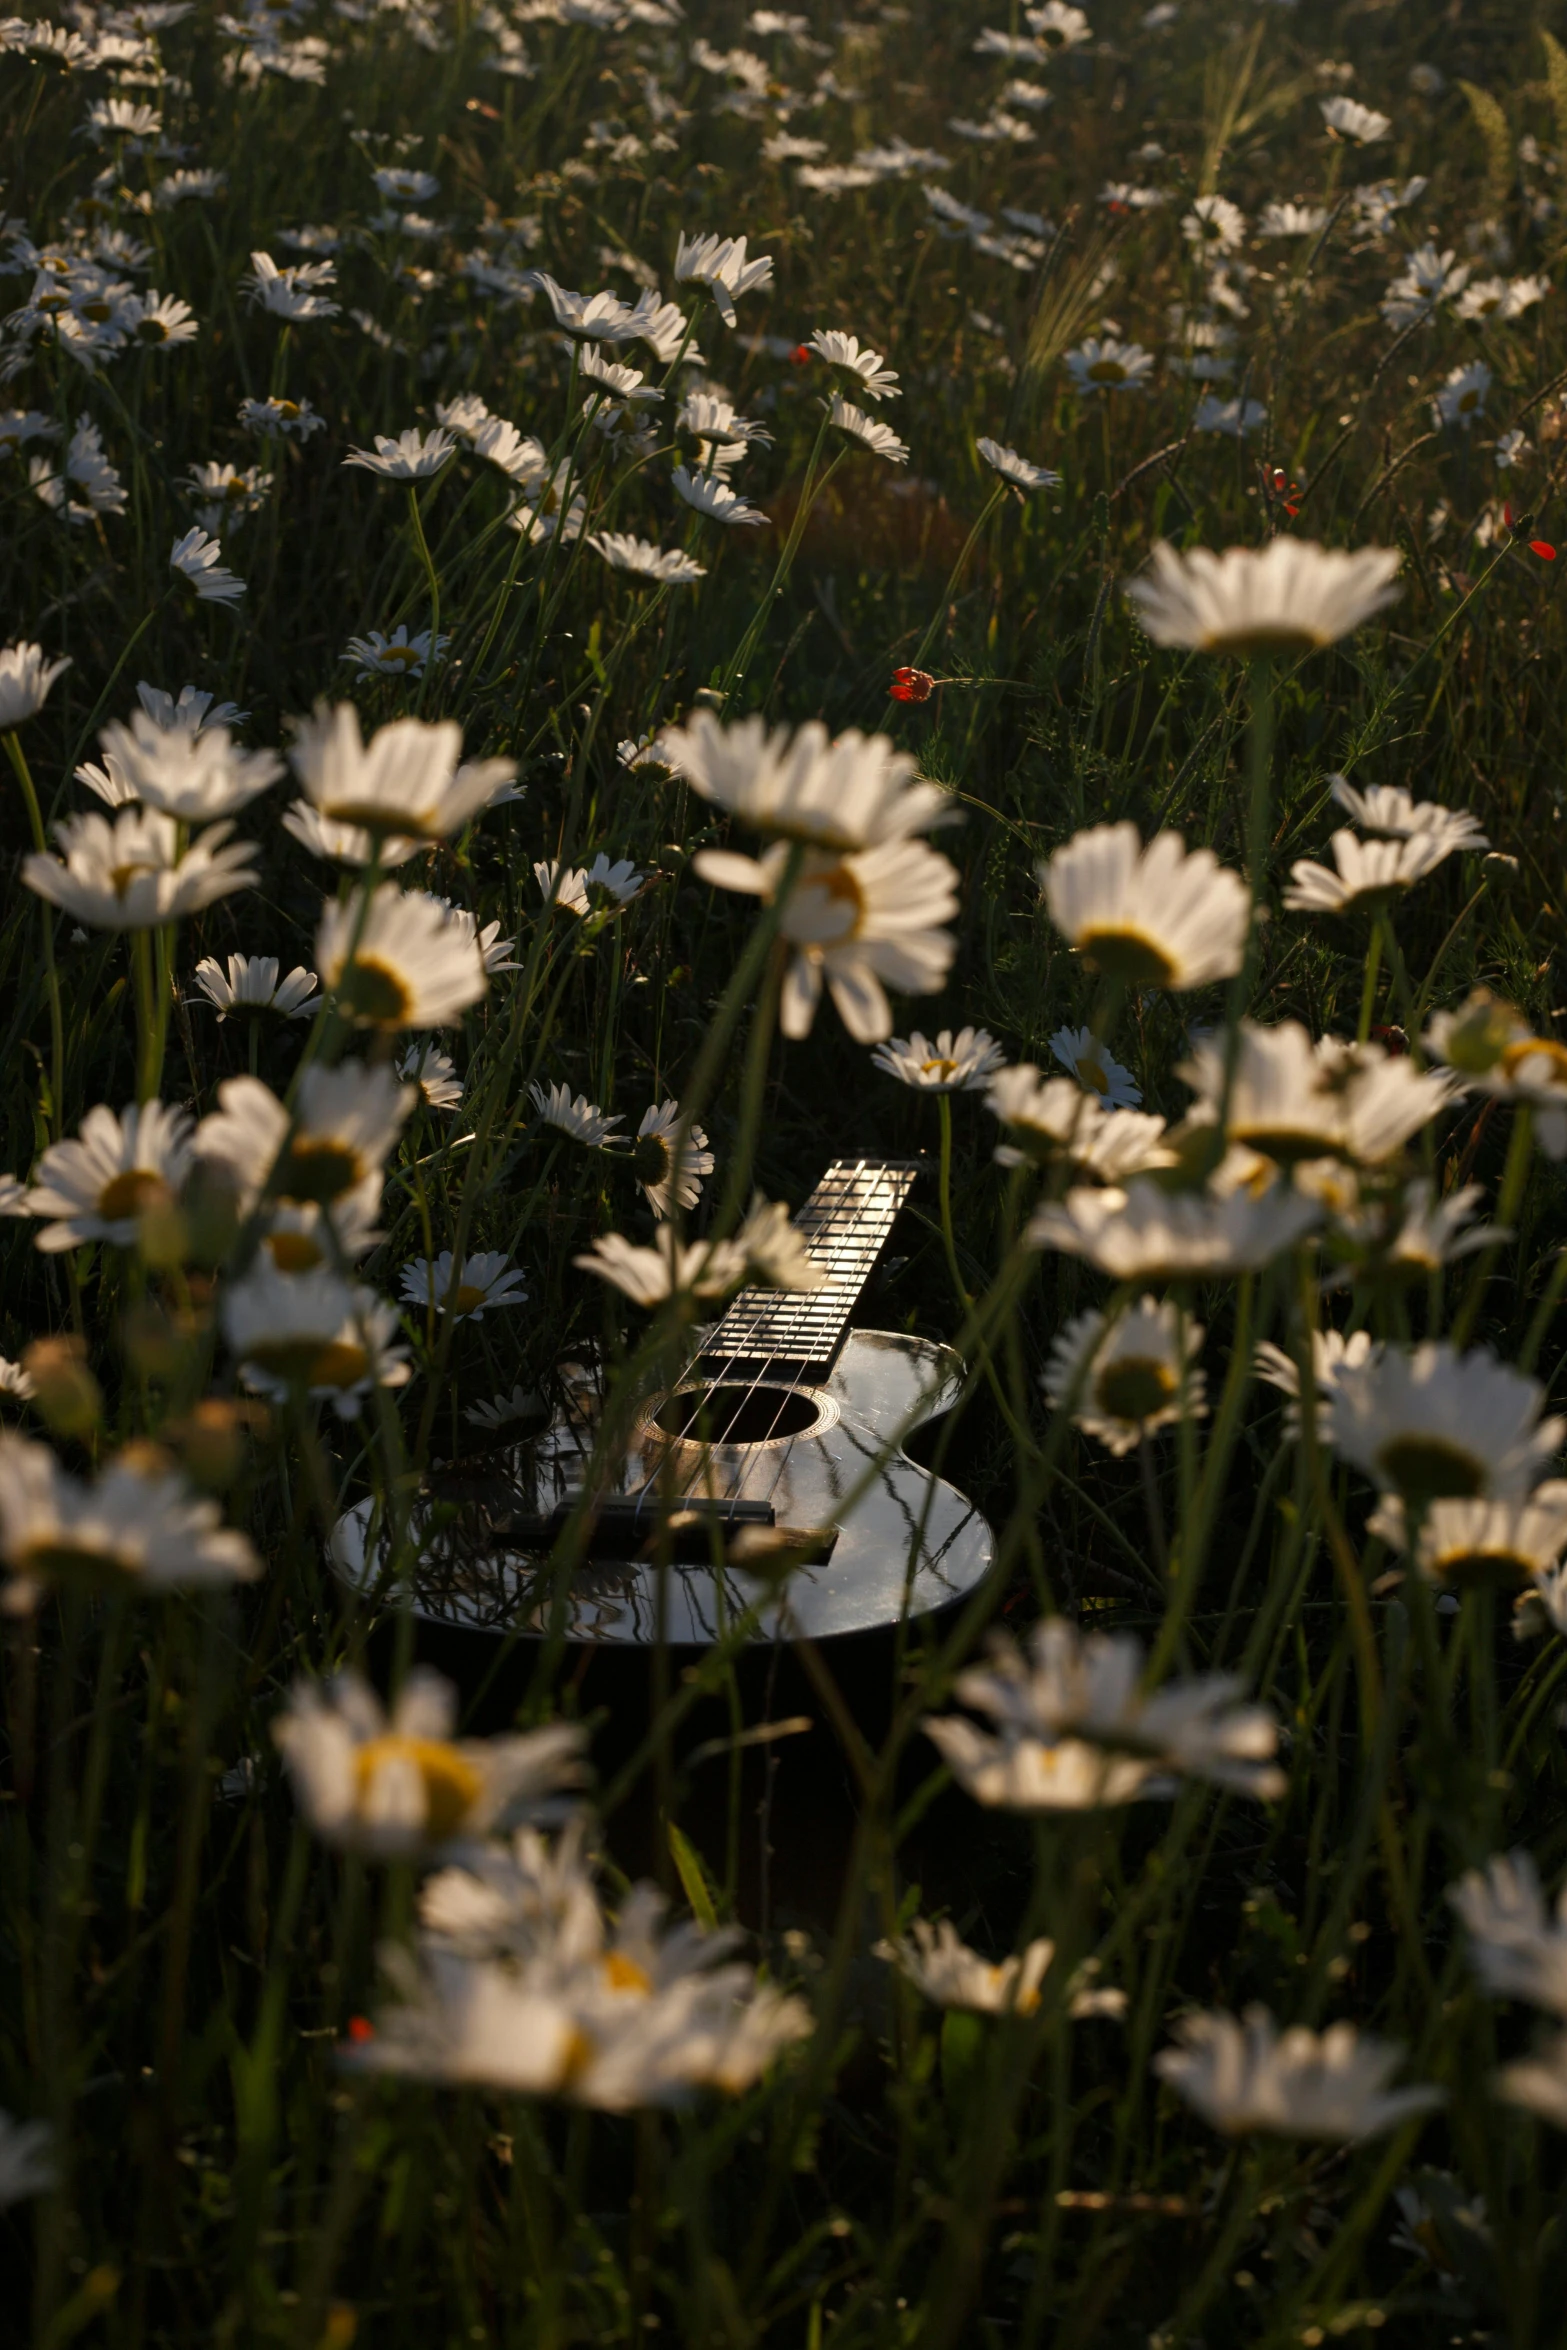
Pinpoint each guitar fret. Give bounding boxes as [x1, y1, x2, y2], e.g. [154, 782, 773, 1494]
[696, 1157, 919, 1376]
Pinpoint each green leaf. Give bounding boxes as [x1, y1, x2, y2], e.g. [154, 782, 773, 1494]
[666, 1819, 720, 1931]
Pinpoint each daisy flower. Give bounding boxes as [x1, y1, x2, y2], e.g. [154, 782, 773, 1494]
[673, 232, 774, 327]
[1063, 337, 1155, 395]
[1040, 822, 1250, 990]
[1157, 2009, 1439, 2140]
[589, 534, 707, 585]
[1370, 1484, 1567, 1591]
[828, 395, 908, 462]
[24, 1100, 193, 1251]
[0, 642, 70, 729]
[194, 1060, 413, 1215]
[671, 467, 766, 526]
[1027, 1179, 1320, 1278]
[1328, 776, 1488, 854]
[1320, 96, 1392, 145]
[0, 1430, 261, 1611]
[694, 837, 959, 1043]
[342, 625, 450, 681]
[396, 1041, 463, 1111]
[1283, 829, 1455, 916]
[878, 1919, 1057, 2016]
[169, 527, 245, 603]
[222, 1262, 412, 1417]
[290, 705, 514, 842]
[924, 1619, 1285, 1810]
[529, 1082, 624, 1148]
[1329, 1343, 1564, 1508]
[273, 1668, 583, 1861]
[24, 807, 257, 929]
[92, 710, 281, 820]
[986, 1068, 1172, 1180]
[0, 2113, 54, 2208]
[398, 1250, 528, 1321]
[976, 437, 1060, 492]
[1182, 195, 1246, 253]
[657, 711, 948, 849]
[632, 1100, 715, 1217]
[1045, 1296, 1207, 1455]
[808, 329, 900, 401]
[872, 1027, 1006, 1092]
[244, 251, 339, 319]
[574, 1226, 750, 1305]
[238, 395, 326, 439]
[190, 953, 318, 1021]
[536, 855, 645, 914]
[316, 885, 488, 1031]
[1126, 540, 1401, 656]
[1049, 1025, 1141, 1106]
[1255, 1329, 1381, 1443]
[342, 427, 456, 481]
[1434, 362, 1492, 429]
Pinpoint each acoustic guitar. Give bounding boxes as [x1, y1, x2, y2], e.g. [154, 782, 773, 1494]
[331, 1158, 995, 1644]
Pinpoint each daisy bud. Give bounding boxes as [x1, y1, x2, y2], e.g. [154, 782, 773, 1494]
[21, 1335, 102, 1438]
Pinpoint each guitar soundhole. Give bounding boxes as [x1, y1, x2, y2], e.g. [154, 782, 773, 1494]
[652, 1383, 826, 1445]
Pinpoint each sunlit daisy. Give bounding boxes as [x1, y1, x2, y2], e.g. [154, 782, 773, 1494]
[871, 1027, 1006, 1092]
[529, 1082, 624, 1148]
[694, 835, 959, 1042]
[0, 1430, 260, 1611]
[0, 641, 70, 729]
[1040, 823, 1250, 990]
[396, 1041, 463, 1111]
[1283, 828, 1455, 915]
[1126, 540, 1401, 656]
[316, 885, 488, 1030]
[274, 1668, 584, 1860]
[1027, 1179, 1320, 1277]
[223, 1261, 412, 1417]
[92, 709, 281, 820]
[1328, 776, 1489, 854]
[1063, 336, 1155, 395]
[190, 953, 318, 1021]
[1049, 1025, 1141, 1106]
[1368, 1483, 1567, 1590]
[1045, 1296, 1206, 1455]
[342, 625, 450, 681]
[194, 1060, 413, 1216]
[632, 1100, 715, 1217]
[24, 1101, 193, 1251]
[1328, 1342, 1564, 1507]
[659, 711, 949, 849]
[976, 438, 1061, 493]
[289, 705, 514, 842]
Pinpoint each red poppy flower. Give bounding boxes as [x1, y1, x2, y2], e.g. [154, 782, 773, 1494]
[346, 2015, 375, 2044]
[889, 666, 935, 703]
[1531, 540, 1557, 561]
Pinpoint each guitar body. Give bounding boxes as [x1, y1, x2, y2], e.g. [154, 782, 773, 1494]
[330, 1328, 994, 1646]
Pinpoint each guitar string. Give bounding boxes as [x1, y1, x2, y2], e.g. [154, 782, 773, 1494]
[613, 1160, 904, 1522]
[631, 1159, 915, 1534]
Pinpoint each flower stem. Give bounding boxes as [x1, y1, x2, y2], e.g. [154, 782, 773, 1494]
[407, 482, 442, 710]
[5, 729, 65, 1135]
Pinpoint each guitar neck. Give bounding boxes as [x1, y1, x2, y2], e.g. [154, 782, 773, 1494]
[694, 1157, 920, 1384]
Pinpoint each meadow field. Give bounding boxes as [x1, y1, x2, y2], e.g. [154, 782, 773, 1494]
[6, 0, 1567, 2340]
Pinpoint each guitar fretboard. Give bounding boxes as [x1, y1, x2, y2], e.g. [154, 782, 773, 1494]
[695, 1157, 919, 1381]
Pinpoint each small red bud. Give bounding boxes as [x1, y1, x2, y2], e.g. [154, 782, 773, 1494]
[1531, 540, 1557, 561]
[347, 2015, 375, 2044]
[790, 343, 811, 365]
[889, 666, 935, 703]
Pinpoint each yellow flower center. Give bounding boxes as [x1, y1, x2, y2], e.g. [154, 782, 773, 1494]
[333, 954, 416, 1029]
[352, 1735, 483, 1838]
[276, 1137, 363, 1205]
[17, 1536, 129, 1591]
[1503, 1038, 1567, 1085]
[1087, 359, 1127, 383]
[97, 1168, 172, 1222]
[378, 645, 421, 669]
[603, 1951, 652, 1995]
[267, 1230, 326, 1273]
[1096, 1355, 1178, 1424]
[108, 858, 159, 896]
[1375, 1436, 1485, 1504]
[1077, 925, 1177, 989]
[450, 1283, 488, 1316]
[1427, 1540, 1532, 1591]
[921, 1057, 960, 1083]
[1075, 1053, 1109, 1094]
